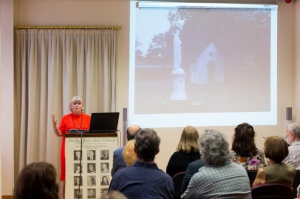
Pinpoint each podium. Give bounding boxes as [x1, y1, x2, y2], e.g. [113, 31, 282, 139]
[65, 133, 118, 199]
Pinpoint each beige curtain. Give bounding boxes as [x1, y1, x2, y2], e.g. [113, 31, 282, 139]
[14, 29, 117, 180]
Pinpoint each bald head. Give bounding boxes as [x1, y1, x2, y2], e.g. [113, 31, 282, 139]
[127, 125, 141, 141]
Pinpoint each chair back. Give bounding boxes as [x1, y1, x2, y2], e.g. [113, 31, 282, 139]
[172, 171, 185, 199]
[246, 170, 257, 187]
[292, 170, 300, 198]
[251, 183, 293, 199]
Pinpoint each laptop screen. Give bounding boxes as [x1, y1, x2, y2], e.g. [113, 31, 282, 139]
[88, 112, 119, 133]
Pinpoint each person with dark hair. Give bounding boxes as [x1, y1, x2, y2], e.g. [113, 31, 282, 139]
[166, 126, 200, 177]
[111, 124, 141, 177]
[109, 128, 174, 199]
[52, 96, 91, 199]
[253, 136, 296, 187]
[231, 123, 266, 170]
[181, 129, 251, 199]
[284, 122, 300, 169]
[13, 162, 59, 199]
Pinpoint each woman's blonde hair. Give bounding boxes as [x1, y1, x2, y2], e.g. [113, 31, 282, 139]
[176, 126, 199, 153]
[69, 96, 84, 112]
[122, 140, 137, 166]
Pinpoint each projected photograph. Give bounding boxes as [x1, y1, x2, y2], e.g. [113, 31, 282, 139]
[133, 5, 272, 114]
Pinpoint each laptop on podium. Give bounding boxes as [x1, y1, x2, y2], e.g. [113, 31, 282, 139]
[88, 112, 119, 133]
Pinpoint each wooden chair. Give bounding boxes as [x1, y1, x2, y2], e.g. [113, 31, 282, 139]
[251, 183, 293, 199]
[172, 171, 185, 199]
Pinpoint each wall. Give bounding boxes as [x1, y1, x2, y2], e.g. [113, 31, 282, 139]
[0, 0, 14, 196]
[296, 1, 300, 120]
[0, 0, 296, 196]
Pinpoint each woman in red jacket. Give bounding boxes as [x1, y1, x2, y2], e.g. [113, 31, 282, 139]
[52, 96, 91, 199]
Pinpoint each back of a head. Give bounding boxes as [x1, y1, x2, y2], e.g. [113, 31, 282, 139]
[264, 136, 289, 163]
[176, 126, 199, 153]
[122, 140, 137, 166]
[292, 124, 300, 140]
[126, 124, 141, 141]
[134, 128, 160, 162]
[14, 162, 59, 199]
[100, 191, 128, 199]
[232, 123, 257, 157]
[199, 129, 230, 166]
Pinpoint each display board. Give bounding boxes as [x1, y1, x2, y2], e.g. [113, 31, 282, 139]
[65, 133, 118, 199]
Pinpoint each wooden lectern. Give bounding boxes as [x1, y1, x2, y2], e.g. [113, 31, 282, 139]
[65, 133, 118, 199]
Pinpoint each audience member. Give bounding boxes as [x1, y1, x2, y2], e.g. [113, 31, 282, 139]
[166, 126, 200, 177]
[231, 123, 266, 170]
[100, 191, 128, 199]
[283, 122, 300, 169]
[181, 159, 205, 194]
[253, 136, 296, 187]
[109, 128, 174, 199]
[181, 129, 251, 199]
[111, 124, 141, 176]
[122, 140, 137, 166]
[13, 162, 59, 199]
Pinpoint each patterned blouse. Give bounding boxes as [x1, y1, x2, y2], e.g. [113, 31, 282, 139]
[230, 148, 266, 170]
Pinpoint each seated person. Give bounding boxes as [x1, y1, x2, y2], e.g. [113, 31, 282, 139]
[122, 140, 137, 167]
[111, 125, 141, 177]
[231, 123, 266, 170]
[284, 122, 300, 169]
[166, 126, 200, 177]
[109, 128, 174, 199]
[14, 162, 59, 199]
[181, 129, 251, 199]
[181, 159, 205, 194]
[253, 136, 296, 187]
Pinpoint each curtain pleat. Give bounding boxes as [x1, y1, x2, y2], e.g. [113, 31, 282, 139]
[14, 29, 117, 181]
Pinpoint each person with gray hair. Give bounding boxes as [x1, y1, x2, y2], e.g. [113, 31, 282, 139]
[109, 128, 174, 199]
[284, 122, 300, 169]
[181, 129, 251, 199]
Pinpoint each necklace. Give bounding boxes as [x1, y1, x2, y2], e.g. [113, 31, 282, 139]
[72, 113, 83, 129]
